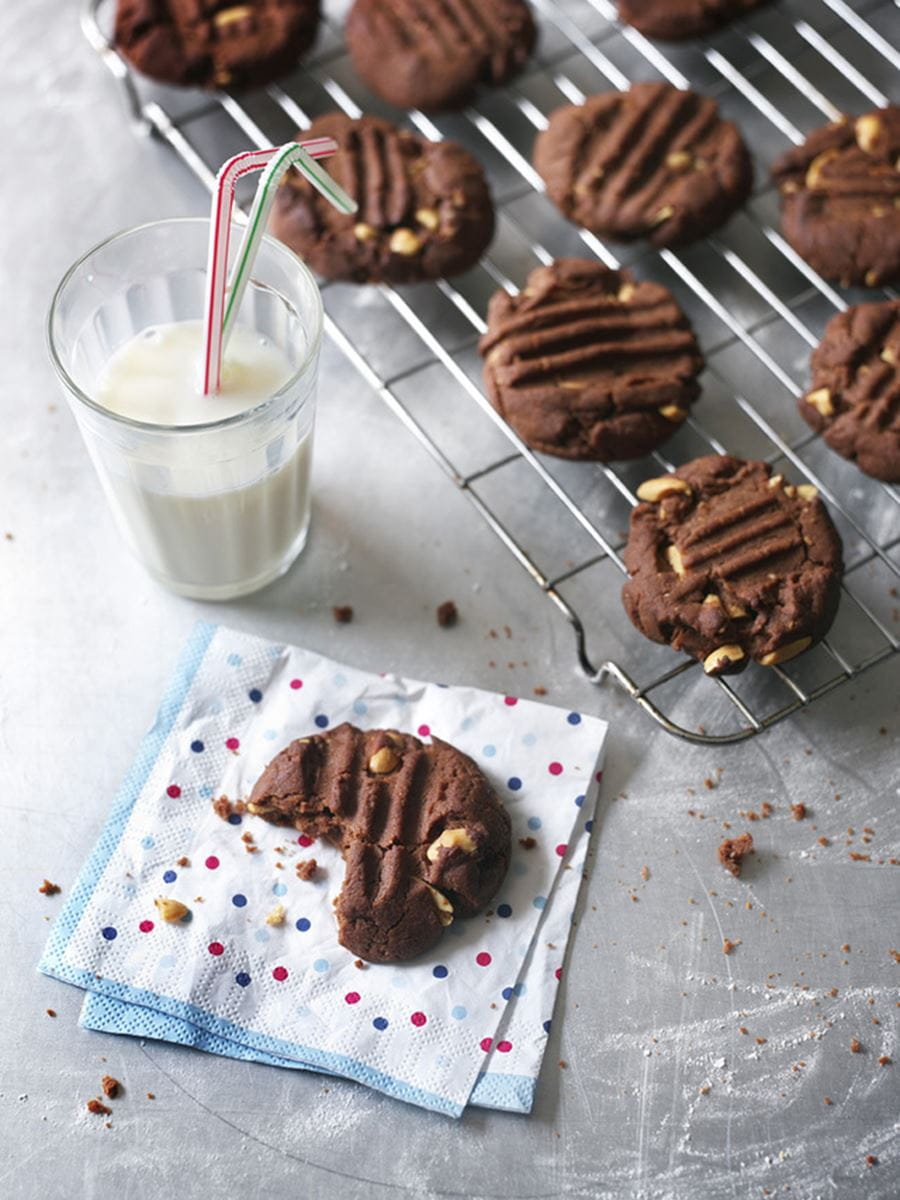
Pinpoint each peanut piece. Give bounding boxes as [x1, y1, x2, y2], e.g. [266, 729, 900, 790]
[805, 149, 839, 189]
[635, 476, 692, 503]
[702, 644, 745, 674]
[154, 898, 189, 923]
[389, 228, 422, 256]
[354, 223, 376, 242]
[415, 208, 440, 231]
[880, 347, 897, 365]
[659, 404, 687, 422]
[767, 474, 784, 489]
[214, 6, 251, 27]
[618, 283, 636, 303]
[666, 545, 686, 576]
[266, 903, 286, 927]
[666, 150, 693, 171]
[855, 114, 882, 155]
[725, 600, 748, 619]
[652, 205, 674, 225]
[805, 388, 834, 418]
[423, 883, 454, 927]
[369, 746, 400, 775]
[796, 484, 818, 502]
[759, 636, 812, 666]
[426, 828, 476, 863]
[703, 594, 722, 607]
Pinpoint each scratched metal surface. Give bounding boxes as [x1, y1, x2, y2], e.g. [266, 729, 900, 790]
[1, 1, 899, 1198]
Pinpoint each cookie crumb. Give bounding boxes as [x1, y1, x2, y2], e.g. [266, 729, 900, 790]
[354, 959, 367, 970]
[850, 1037, 862, 1053]
[296, 858, 318, 881]
[760, 801, 773, 818]
[176, 856, 190, 867]
[518, 836, 536, 850]
[436, 600, 458, 628]
[333, 605, 354, 624]
[146, 1092, 155, 1100]
[722, 938, 739, 955]
[46, 1009, 56, 1018]
[849, 851, 871, 861]
[756, 1037, 767, 1045]
[101, 1075, 120, 1099]
[558, 1060, 568, 1069]
[823, 1096, 833, 1105]
[266, 904, 286, 927]
[640, 865, 650, 882]
[212, 795, 235, 821]
[718, 832, 754, 877]
[866, 1155, 878, 1168]
[791, 803, 807, 820]
[878, 1055, 891, 1066]
[38, 879, 61, 895]
[533, 685, 548, 696]
[817, 836, 830, 847]
[86, 1099, 111, 1116]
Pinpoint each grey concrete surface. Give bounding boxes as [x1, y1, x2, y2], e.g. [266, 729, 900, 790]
[1, 2, 898, 1198]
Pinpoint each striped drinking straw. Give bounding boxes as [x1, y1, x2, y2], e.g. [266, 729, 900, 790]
[201, 138, 354, 395]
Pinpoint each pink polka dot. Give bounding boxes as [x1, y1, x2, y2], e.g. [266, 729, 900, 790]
[410, 1011, 427, 1027]
[595, 769, 604, 782]
[272, 966, 288, 982]
[556, 843, 568, 857]
[208, 942, 224, 956]
[166, 784, 181, 798]
[476, 952, 492, 967]
[139, 920, 154, 933]
[290, 678, 303, 690]
[548, 761, 563, 776]
[497, 1040, 512, 1053]
[345, 992, 361, 1005]
[225, 737, 240, 751]
[297, 834, 315, 848]
[417, 724, 431, 737]
[504, 696, 518, 707]
[480, 1037, 493, 1052]
[205, 855, 220, 870]
[555, 967, 562, 980]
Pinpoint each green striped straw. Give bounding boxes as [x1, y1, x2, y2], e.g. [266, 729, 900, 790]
[221, 141, 356, 346]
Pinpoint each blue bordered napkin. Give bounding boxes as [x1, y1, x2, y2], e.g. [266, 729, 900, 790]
[40, 621, 607, 1117]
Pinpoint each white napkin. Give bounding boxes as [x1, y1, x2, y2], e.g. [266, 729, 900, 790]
[40, 622, 608, 1116]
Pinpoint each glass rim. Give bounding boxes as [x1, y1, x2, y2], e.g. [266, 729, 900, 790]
[46, 216, 324, 436]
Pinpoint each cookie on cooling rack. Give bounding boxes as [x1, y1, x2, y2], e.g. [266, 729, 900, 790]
[617, 0, 769, 40]
[622, 455, 843, 676]
[345, 0, 537, 113]
[801, 300, 900, 483]
[248, 723, 511, 962]
[478, 258, 704, 461]
[270, 112, 495, 284]
[114, 0, 321, 91]
[771, 106, 900, 288]
[533, 83, 752, 249]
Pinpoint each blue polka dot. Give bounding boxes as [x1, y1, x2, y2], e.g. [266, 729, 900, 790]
[507, 777, 522, 791]
[567, 712, 582, 725]
[502, 986, 514, 1001]
[295, 918, 311, 932]
[527, 816, 542, 831]
[482, 744, 496, 758]
[254, 929, 270, 943]
[248, 688, 262, 703]
[227, 812, 242, 826]
[543, 1019, 552, 1034]
[575, 794, 585, 807]
[272, 882, 287, 897]
[451, 1006, 468, 1020]
[313, 959, 330, 973]
[333, 673, 347, 688]
[314, 714, 329, 729]
[232, 893, 247, 907]
[101, 927, 117, 941]
[141, 835, 155, 849]
[497, 903, 512, 918]
[199, 786, 214, 798]
[585, 819, 594, 832]
[190, 740, 204, 753]
[353, 700, 368, 716]
[432, 964, 448, 979]
[533, 895, 547, 910]
[522, 732, 536, 746]
[264, 728, 278, 740]
[461, 716, 475, 731]
[163, 870, 177, 884]
[227, 653, 242, 667]
[373, 1017, 389, 1031]
[235, 972, 251, 988]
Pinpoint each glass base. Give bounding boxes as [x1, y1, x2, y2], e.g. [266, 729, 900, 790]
[143, 524, 310, 602]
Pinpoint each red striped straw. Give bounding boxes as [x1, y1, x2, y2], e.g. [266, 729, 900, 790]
[201, 137, 337, 395]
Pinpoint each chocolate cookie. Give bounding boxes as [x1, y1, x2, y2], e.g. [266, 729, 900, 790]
[622, 455, 843, 675]
[771, 107, 900, 288]
[271, 113, 495, 284]
[478, 259, 703, 460]
[533, 83, 752, 249]
[114, 0, 320, 90]
[617, 0, 768, 40]
[346, 0, 536, 113]
[248, 723, 511, 962]
[801, 301, 900, 483]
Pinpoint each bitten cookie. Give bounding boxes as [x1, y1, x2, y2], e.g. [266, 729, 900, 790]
[248, 723, 511, 962]
[622, 455, 843, 675]
[346, 0, 536, 113]
[533, 83, 752, 248]
[270, 113, 495, 283]
[114, 0, 320, 90]
[478, 259, 704, 460]
[617, 0, 768, 40]
[801, 301, 900, 483]
[771, 107, 900, 288]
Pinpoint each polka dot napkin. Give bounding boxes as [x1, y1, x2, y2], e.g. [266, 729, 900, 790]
[40, 621, 608, 1117]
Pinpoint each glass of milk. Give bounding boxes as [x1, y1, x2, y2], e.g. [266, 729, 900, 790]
[47, 217, 322, 600]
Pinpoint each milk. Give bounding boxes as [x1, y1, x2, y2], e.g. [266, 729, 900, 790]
[92, 320, 314, 599]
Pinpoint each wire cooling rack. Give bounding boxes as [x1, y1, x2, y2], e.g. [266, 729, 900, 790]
[84, 0, 899, 743]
